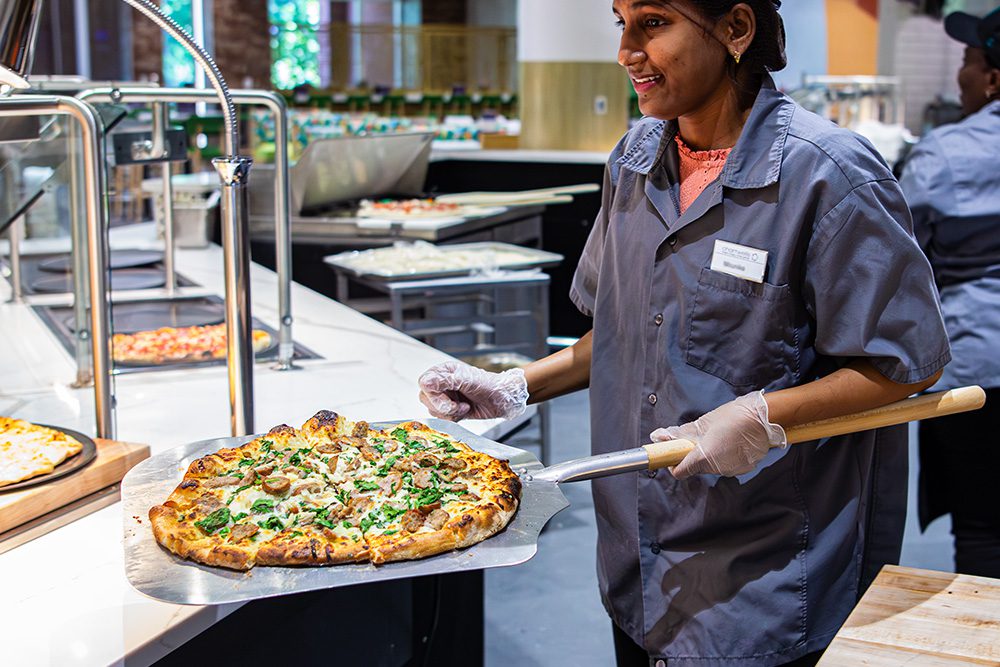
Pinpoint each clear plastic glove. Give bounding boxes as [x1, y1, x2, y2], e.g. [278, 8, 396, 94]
[418, 361, 529, 421]
[650, 391, 787, 479]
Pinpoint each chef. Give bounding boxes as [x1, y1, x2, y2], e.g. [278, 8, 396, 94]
[418, 1, 951, 665]
[899, 5, 1000, 579]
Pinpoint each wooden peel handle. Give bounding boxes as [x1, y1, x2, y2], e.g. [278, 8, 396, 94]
[642, 386, 986, 471]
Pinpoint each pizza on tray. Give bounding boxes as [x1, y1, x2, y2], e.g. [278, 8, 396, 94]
[357, 198, 463, 220]
[0, 417, 84, 487]
[112, 323, 272, 365]
[149, 411, 521, 570]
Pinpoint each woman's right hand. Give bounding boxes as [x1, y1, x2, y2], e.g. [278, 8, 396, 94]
[418, 361, 529, 421]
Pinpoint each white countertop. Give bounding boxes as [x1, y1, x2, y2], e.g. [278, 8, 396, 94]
[0, 224, 523, 666]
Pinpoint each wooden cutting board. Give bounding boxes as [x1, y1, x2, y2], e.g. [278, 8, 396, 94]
[0, 438, 150, 535]
[820, 565, 1000, 665]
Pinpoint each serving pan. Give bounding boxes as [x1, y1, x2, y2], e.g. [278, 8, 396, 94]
[121, 387, 984, 606]
[324, 241, 564, 282]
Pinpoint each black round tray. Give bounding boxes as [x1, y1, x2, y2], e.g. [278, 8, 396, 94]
[0, 425, 98, 493]
[63, 301, 226, 335]
[38, 249, 165, 273]
[31, 268, 166, 294]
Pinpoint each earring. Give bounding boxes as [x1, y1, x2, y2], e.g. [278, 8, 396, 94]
[732, 51, 742, 65]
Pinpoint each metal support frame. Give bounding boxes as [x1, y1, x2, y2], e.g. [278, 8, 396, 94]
[6, 212, 23, 303]
[0, 96, 116, 439]
[77, 87, 296, 372]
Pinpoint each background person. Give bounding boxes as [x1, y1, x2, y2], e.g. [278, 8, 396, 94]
[900, 6, 1000, 579]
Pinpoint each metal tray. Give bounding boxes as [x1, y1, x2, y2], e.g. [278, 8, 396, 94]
[121, 419, 568, 606]
[324, 241, 564, 282]
[0, 425, 98, 493]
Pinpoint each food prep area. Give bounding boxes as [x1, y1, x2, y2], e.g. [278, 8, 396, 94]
[4, 2, 1000, 666]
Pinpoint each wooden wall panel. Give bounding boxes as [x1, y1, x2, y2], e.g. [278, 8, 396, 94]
[519, 61, 630, 152]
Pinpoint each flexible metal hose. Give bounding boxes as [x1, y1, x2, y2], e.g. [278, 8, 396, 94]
[119, 0, 238, 156]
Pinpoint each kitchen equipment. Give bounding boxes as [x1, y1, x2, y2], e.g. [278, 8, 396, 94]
[121, 386, 983, 606]
[31, 298, 323, 375]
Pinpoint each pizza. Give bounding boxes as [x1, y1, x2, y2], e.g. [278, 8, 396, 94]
[358, 198, 463, 219]
[148, 411, 521, 570]
[0, 417, 84, 487]
[112, 324, 272, 365]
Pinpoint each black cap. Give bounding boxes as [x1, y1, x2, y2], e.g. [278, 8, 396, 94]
[945, 6, 1000, 69]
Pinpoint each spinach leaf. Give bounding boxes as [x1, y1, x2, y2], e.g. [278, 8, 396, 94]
[257, 516, 284, 532]
[251, 498, 276, 514]
[354, 480, 379, 492]
[195, 508, 231, 534]
[375, 456, 399, 477]
[238, 458, 255, 467]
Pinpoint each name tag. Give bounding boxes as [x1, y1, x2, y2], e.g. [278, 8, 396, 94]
[710, 240, 768, 283]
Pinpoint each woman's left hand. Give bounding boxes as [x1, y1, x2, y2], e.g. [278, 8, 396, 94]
[650, 391, 787, 479]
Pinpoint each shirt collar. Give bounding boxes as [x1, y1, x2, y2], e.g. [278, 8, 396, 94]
[616, 75, 794, 190]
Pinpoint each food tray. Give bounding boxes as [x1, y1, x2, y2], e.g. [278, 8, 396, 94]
[323, 241, 564, 282]
[121, 419, 567, 605]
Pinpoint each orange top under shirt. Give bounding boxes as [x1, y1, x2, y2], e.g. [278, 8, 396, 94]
[675, 135, 732, 214]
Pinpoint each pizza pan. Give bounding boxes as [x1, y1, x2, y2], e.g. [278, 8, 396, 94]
[38, 249, 165, 273]
[62, 301, 226, 335]
[0, 425, 98, 493]
[120, 388, 985, 606]
[30, 268, 166, 293]
[121, 419, 568, 606]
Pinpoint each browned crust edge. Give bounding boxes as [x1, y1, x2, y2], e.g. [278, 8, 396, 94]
[367, 528, 459, 565]
[148, 504, 256, 571]
[255, 534, 370, 566]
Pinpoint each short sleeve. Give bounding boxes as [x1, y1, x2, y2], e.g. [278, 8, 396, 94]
[803, 179, 951, 384]
[898, 134, 953, 251]
[569, 160, 617, 318]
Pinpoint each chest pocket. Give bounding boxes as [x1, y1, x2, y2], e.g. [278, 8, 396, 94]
[684, 267, 801, 389]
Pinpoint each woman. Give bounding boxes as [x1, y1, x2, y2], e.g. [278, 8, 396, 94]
[900, 6, 1000, 578]
[420, 2, 950, 665]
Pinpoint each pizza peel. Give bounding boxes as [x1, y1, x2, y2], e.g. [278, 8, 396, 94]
[121, 386, 983, 606]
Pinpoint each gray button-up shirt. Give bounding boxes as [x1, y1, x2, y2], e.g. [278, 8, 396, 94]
[900, 100, 1000, 391]
[571, 81, 950, 666]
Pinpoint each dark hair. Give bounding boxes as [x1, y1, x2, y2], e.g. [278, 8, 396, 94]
[689, 1, 787, 73]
